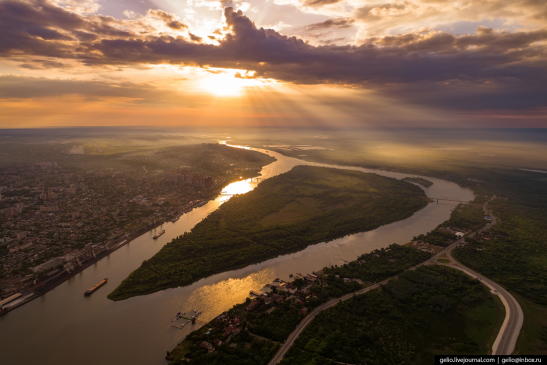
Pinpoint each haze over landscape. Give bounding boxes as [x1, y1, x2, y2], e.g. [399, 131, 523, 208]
[0, 0, 546, 364]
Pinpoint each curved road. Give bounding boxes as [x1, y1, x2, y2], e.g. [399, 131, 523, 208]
[269, 199, 523, 364]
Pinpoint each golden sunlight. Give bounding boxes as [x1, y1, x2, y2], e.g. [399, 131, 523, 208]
[198, 71, 271, 97]
[219, 178, 257, 203]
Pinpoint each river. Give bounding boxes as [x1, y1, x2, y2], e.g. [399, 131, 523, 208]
[0, 145, 473, 365]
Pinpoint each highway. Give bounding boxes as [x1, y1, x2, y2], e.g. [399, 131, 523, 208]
[268, 199, 523, 364]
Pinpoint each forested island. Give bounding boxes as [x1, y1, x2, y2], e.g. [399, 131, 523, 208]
[402, 177, 434, 187]
[109, 166, 429, 300]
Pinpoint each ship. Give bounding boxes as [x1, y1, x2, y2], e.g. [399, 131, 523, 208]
[172, 217, 179, 223]
[84, 278, 108, 296]
[153, 230, 165, 239]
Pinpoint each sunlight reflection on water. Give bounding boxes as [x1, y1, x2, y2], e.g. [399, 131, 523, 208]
[182, 269, 275, 316]
[221, 178, 256, 198]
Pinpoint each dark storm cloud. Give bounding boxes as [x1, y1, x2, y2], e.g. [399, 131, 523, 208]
[1, 0, 546, 111]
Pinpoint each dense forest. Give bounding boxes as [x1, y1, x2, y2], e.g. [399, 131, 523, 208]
[109, 166, 428, 300]
[280, 266, 503, 365]
[455, 205, 547, 306]
[322, 244, 431, 282]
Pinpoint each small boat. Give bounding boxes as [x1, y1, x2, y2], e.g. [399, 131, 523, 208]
[172, 217, 179, 223]
[153, 230, 165, 239]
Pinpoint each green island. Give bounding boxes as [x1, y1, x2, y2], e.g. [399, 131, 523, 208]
[109, 166, 429, 300]
[403, 177, 434, 187]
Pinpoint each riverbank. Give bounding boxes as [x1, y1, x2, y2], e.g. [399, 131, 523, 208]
[108, 166, 429, 301]
[0, 147, 473, 365]
[0, 219, 166, 316]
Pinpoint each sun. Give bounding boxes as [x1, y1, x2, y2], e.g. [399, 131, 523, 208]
[198, 70, 270, 97]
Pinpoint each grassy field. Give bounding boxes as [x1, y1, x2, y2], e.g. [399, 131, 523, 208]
[109, 166, 428, 300]
[464, 294, 505, 352]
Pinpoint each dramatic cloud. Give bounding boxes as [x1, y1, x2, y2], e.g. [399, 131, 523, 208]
[0, 0, 546, 114]
[0, 75, 158, 99]
[301, 18, 354, 31]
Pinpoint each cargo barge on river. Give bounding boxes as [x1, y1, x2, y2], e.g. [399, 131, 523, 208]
[84, 278, 108, 296]
[153, 230, 165, 239]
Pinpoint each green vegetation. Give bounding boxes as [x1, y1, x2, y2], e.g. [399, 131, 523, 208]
[322, 244, 431, 283]
[109, 166, 428, 300]
[166, 245, 434, 364]
[0, 137, 274, 175]
[443, 203, 488, 231]
[268, 135, 547, 352]
[415, 229, 458, 247]
[280, 266, 503, 365]
[455, 206, 547, 306]
[403, 177, 433, 187]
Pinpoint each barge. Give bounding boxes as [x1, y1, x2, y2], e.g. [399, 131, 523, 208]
[84, 278, 108, 296]
[153, 230, 165, 239]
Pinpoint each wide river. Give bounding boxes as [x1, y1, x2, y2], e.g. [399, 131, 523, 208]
[0, 145, 473, 365]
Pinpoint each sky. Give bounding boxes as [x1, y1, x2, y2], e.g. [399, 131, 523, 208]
[0, 0, 546, 128]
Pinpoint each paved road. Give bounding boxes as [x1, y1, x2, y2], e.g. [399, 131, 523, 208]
[268, 199, 523, 364]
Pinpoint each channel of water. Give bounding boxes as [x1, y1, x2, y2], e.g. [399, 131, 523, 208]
[0, 145, 473, 365]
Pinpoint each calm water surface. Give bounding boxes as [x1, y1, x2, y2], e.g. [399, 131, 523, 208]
[0, 146, 473, 365]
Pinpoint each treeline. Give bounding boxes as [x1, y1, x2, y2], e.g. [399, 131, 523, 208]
[322, 244, 431, 283]
[413, 201, 487, 247]
[441, 203, 488, 231]
[415, 230, 457, 247]
[455, 205, 547, 306]
[109, 166, 427, 300]
[280, 265, 501, 365]
[403, 177, 433, 187]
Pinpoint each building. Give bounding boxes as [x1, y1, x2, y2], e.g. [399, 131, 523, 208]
[34, 162, 57, 170]
[199, 341, 215, 353]
[164, 169, 213, 186]
[32, 257, 65, 272]
[246, 299, 260, 311]
[40, 205, 58, 213]
[43, 190, 56, 200]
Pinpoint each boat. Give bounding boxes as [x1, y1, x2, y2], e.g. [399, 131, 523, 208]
[172, 217, 179, 223]
[153, 230, 165, 239]
[84, 278, 108, 296]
